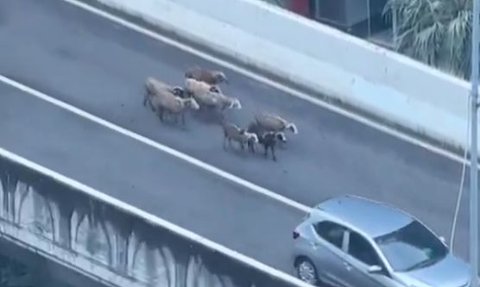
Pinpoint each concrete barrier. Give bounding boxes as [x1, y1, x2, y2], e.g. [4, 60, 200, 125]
[76, 0, 476, 152]
[0, 147, 309, 287]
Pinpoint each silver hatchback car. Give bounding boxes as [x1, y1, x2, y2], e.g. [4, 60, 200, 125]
[292, 195, 472, 287]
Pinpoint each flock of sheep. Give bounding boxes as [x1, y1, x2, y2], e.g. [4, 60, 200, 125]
[142, 66, 299, 161]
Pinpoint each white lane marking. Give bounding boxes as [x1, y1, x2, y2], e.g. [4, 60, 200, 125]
[0, 147, 312, 287]
[59, 0, 467, 166]
[0, 74, 311, 214]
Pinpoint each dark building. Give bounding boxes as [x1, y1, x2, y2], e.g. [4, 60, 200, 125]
[279, 0, 391, 38]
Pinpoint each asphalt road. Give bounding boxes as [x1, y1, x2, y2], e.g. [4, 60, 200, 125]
[0, 82, 304, 272]
[0, 0, 476, 274]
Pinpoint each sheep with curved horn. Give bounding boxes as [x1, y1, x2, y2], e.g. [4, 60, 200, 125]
[222, 121, 258, 151]
[254, 112, 298, 134]
[184, 78, 222, 105]
[259, 131, 287, 161]
[185, 78, 241, 111]
[246, 121, 287, 161]
[218, 94, 242, 110]
[185, 65, 229, 85]
[144, 77, 199, 125]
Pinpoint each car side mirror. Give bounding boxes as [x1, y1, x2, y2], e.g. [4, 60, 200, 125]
[367, 265, 383, 274]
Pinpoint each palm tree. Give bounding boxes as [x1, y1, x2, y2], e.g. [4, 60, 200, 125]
[383, 0, 472, 79]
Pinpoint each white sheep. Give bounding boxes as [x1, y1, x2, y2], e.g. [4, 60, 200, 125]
[184, 78, 222, 105]
[184, 78, 241, 111]
[254, 112, 298, 134]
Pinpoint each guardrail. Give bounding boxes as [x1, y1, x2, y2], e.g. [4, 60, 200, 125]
[0, 146, 310, 287]
[77, 0, 475, 152]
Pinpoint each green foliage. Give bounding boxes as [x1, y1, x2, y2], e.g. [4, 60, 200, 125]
[383, 0, 472, 79]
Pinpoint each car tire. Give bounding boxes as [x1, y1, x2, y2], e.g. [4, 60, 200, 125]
[295, 257, 320, 286]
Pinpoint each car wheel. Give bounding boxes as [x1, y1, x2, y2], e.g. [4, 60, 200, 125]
[296, 257, 319, 285]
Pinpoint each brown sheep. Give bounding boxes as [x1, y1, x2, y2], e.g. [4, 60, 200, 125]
[222, 121, 258, 151]
[185, 66, 228, 85]
[158, 96, 200, 125]
[144, 77, 199, 125]
[144, 77, 184, 110]
[254, 112, 298, 134]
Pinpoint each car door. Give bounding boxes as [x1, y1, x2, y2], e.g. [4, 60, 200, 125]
[342, 230, 401, 287]
[311, 220, 351, 287]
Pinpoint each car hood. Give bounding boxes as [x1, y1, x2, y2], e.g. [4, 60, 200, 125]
[395, 254, 470, 287]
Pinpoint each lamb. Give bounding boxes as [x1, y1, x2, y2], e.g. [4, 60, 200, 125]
[254, 112, 298, 134]
[246, 122, 287, 161]
[185, 66, 228, 85]
[222, 121, 259, 151]
[185, 78, 241, 111]
[143, 77, 199, 125]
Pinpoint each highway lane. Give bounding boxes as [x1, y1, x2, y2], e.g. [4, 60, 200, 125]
[0, 0, 476, 269]
[0, 82, 304, 273]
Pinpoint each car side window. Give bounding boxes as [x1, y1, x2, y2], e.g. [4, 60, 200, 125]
[347, 231, 382, 266]
[313, 221, 346, 249]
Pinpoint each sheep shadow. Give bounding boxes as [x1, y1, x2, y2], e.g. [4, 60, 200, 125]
[222, 137, 290, 162]
[192, 106, 228, 125]
[222, 142, 258, 160]
[149, 112, 196, 132]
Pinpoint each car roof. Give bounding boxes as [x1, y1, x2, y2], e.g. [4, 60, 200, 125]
[314, 195, 414, 238]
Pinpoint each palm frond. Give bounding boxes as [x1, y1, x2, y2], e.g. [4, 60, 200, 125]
[385, 0, 472, 78]
[411, 21, 445, 65]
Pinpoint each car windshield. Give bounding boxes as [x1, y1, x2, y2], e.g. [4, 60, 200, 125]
[374, 220, 448, 272]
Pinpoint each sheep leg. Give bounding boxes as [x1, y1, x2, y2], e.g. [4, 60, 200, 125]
[171, 112, 178, 123]
[143, 88, 150, 107]
[223, 135, 227, 150]
[173, 112, 179, 124]
[168, 111, 176, 123]
[248, 141, 255, 153]
[239, 141, 245, 150]
[143, 92, 155, 112]
[227, 138, 234, 150]
[143, 95, 153, 111]
[263, 144, 268, 158]
[157, 108, 165, 122]
[271, 146, 277, 161]
[142, 93, 148, 107]
[149, 101, 156, 112]
[181, 113, 186, 125]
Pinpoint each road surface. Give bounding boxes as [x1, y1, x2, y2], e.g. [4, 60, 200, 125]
[0, 83, 304, 272]
[0, 0, 476, 274]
